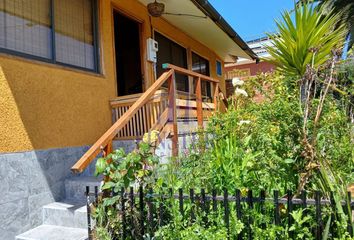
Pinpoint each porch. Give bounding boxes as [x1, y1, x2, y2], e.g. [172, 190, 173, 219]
[71, 64, 228, 173]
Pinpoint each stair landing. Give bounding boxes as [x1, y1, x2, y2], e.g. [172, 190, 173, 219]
[16, 225, 87, 240]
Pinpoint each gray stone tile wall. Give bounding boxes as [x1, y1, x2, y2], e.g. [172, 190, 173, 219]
[0, 140, 135, 240]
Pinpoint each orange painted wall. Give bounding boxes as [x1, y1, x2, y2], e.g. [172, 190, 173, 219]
[0, 0, 225, 153]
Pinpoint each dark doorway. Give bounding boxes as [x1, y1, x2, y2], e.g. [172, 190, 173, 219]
[114, 11, 142, 96]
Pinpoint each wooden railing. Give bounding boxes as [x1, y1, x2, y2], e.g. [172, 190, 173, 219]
[110, 90, 169, 140]
[71, 64, 227, 173]
[110, 91, 215, 140]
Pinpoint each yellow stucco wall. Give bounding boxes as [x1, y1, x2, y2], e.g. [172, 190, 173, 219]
[0, 0, 225, 153]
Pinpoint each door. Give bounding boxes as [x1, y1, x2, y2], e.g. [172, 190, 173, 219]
[155, 32, 189, 92]
[114, 11, 143, 96]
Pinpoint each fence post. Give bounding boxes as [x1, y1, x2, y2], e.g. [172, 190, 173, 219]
[121, 187, 126, 239]
[129, 187, 135, 233]
[139, 186, 144, 238]
[347, 192, 353, 237]
[86, 186, 93, 240]
[190, 189, 195, 222]
[274, 190, 280, 226]
[287, 190, 293, 238]
[260, 190, 266, 229]
[179, 188, 184, 219]
[247, 190, 253, 240]
[212, 189, 217, 213]
[201, 188, 207, 225]
[147, 188, 153, 236]
[315, 191, 322, 240]
[158, 190, 164, 227]
[224, 189, 230, 235]
[235, 189, 243, 240]
[301, 190, 307, 209]
[330, 192, 337, 238]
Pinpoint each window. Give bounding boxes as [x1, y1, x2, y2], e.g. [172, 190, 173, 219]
[192, 52, 211, 97]
[216, 60, 222, 76]
[0, 0, 99, 72]
[155, 32, 188, 92]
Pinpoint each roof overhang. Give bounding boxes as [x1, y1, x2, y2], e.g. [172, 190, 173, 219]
[138, 0, 258, 62]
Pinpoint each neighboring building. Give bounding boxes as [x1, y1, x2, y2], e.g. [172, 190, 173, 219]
[224, 36, 275, 96]
[0, 0, 256, 239]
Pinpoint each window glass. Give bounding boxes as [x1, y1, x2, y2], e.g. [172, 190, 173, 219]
[0, 0, 52, 58]
[155, 32, 189, 92]
[192, 52, 211, 97]
[55, 0, 95, 70]
[216, 60, 222, 76]
[0, 0, 98, 71]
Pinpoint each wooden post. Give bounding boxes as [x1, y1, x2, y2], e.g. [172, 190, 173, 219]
[214, 83, 219, 111]
[168, 71, 178, 156]
[196, 77, 203, 129]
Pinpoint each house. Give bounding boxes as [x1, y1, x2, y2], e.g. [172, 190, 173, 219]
[0, 0, 256, 239]
[224, 35, 275, 97]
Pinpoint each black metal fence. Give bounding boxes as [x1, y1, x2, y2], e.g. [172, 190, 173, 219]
[86, 186, 354, 240]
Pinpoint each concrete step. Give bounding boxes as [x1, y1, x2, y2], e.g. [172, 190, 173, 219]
[43, 201, 87, 229]
[65, 176, 101, 202]
[15, 225, 88, 240]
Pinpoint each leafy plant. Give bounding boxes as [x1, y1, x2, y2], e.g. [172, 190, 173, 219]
[266, 3, 347, 77]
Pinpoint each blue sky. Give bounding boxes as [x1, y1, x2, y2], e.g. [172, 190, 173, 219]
[208, 0, 295, 41]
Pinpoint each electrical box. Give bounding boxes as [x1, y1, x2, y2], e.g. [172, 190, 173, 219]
[147, 38, 158, 63]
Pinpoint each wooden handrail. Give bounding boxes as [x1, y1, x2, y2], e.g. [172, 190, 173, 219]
[162, 63, 219, 83]
[71, 69, 174, 173]
[71, 64, 227, 173]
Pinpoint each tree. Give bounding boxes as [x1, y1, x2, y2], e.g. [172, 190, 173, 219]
[301, 0, 354, 51]
[266, 3, 347, 78]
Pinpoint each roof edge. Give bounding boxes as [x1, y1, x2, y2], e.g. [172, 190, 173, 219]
[190, 0, 259, 61]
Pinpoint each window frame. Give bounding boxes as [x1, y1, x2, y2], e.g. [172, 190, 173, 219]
[0, 0, 100, 73]
[216, 60, 223, 76]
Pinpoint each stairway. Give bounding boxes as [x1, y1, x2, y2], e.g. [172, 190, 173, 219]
[16, 177, 101, 240]
[15, 121, 203, 240]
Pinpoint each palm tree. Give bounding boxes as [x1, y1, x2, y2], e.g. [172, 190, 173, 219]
[301, 0, 354, 51]
[266, 3, 347, 78]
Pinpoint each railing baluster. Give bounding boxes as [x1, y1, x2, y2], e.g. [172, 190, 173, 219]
[260, 190, 266, 229]
[168, 71, 178, 156]
[213, 82, 219, 111]
[315, 191, 322, 240]
[196, 77, 203, 129]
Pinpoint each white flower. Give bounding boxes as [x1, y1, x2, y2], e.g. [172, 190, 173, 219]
[235, 88, 248, 97]
[232, 77, 244, 87]
[238, 120, 251, 125]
